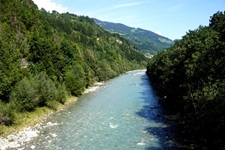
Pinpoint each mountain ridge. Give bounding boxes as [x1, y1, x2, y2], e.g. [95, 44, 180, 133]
[93, 18, 174, 55]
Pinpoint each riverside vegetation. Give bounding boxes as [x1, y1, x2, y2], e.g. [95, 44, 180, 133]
[0, 0, 147, 135]
[147, 11, 225, 148]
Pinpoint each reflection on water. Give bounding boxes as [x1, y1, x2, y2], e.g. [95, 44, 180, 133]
[20, 70, 180, 150]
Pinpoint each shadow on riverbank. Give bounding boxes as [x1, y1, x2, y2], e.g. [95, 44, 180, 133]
[136, 74, 206, 150]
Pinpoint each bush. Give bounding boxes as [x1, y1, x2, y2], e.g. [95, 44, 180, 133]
[65, 64, 86, 96]
[46, 100, 60, 111]
[55, 83, 68, 104]
[33, 72, 58, 106]
[0, 101, 16, 125]
[10, 77, 39, 112]
[9, 72, 67, 112]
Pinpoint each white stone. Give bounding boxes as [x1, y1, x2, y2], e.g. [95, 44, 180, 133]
[31, 145, 36, 149]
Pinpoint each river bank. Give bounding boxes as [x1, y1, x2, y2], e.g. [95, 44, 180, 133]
[18, 70, 181, 150]
[0, 82, 103, 150]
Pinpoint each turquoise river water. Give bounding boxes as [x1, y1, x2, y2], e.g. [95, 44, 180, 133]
[21, 70, 181, 150]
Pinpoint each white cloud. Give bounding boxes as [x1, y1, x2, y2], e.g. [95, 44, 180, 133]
[155, 31, 162, 35]
[112, 1, 148, 9]
[168, 4, 184, 12]
[112, 2, 142, 9]
[33, 0, 68, 13]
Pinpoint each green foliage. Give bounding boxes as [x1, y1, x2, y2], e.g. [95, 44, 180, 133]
[210, 11, 225, 39]
[10, 72, 67, 112]
[93, 18, 174, 55]
[147, 11, 225, 146]
[0, 22, 22, 101]
[0, 0, 147, 127]
[95, 60, 117, 81]
[0, 101, 16, 125]
[10, 77, 39, 112]
[65, 63, 86, 96]
[55, 83, 68, 104]
[46, 100, 60, 111]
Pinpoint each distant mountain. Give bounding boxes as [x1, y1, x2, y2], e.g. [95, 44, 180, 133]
[93, 18, 174, 55]
[0, 0, 148, 123]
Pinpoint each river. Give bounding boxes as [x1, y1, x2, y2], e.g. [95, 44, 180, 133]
[19, 70, 180, 150]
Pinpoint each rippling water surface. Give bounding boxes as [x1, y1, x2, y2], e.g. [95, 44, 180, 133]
[23, 70, 178, 150]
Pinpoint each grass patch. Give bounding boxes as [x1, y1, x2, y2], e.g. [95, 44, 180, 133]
[0, 96, 77, 137]
[0, 106, 53, 137]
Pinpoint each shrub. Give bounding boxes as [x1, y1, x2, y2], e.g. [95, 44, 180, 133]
[10, 77, 39, 112]
[46, 100, 60, 111]
[65, 64, 86, 96]
[54, 82, 68, 104]
[0, 101, 16, 125]
[9, 72, 67, 112]
[33, 72, 58, 106]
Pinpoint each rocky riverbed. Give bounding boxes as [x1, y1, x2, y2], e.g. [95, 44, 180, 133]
[0, 82, 103, 150]
[0, 119, 59, 150]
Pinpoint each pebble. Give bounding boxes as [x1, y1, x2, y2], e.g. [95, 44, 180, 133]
[0, 121, 59, 150]
[137, 142, 146, 146]
[109, 123, 118, 129]
[50, 133, 57, 138]
[31, 145, 36, 149]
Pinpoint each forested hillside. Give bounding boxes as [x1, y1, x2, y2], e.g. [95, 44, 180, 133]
[93, 18, 174, 56]
[0, 0, 147, 127]
[147, 11, 225, 148]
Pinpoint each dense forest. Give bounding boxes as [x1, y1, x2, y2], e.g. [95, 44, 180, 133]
[147, 11, 225, 148]
[93, 18, 174, 55]
[0, 0, 147, 128]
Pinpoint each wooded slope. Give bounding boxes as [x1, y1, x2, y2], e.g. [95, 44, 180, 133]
[0, 0, 147, 126]
[147, 11, 225, 148]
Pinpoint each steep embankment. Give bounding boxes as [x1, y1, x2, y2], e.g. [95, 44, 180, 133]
[147, 11, 225, 149]
[0, 0, 147, 133]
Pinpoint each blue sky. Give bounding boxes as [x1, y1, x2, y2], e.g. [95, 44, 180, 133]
[33, 0, 225, 40]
